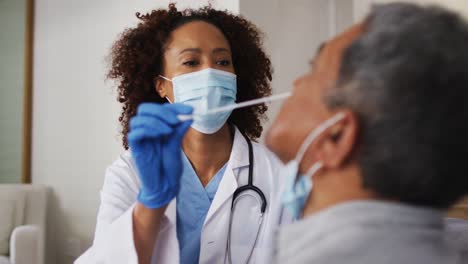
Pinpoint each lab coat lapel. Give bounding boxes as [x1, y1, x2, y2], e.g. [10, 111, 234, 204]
[158, 197, 176, 237]
[151, 198, 178, 264]
[165, 198, 177, 223]
[204, 127, 250, 224]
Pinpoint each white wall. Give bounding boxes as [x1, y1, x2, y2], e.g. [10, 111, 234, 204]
[32, 1, 238, 263]
[240, 0, 354, 139]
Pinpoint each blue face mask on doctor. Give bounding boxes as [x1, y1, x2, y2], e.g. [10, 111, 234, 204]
[160, 68, 237, 134]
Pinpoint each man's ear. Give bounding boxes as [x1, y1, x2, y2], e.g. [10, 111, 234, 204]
[155, 77, 167, 98]
[320, 111, 358, 168]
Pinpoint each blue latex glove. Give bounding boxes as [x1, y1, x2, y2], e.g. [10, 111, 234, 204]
[128, 103, 193, 209]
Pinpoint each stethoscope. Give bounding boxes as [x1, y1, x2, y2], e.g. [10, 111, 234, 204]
[226, 132, 267, 264]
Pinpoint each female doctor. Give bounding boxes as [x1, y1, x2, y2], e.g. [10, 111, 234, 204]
[76, 4, 285, 264]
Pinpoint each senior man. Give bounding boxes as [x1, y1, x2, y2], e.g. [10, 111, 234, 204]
[267, 3, 468, 264]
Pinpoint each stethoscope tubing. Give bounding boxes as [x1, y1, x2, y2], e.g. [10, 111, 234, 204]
[231, 133, 267, 212]
[227, 132, 267, 264]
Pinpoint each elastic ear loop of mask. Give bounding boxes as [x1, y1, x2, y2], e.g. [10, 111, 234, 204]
[158, 75, 173, 103]
[295, 112, 346, 163]
[159, 75, 172, 82]
[304, 162, 323, 178]
[294, 112, 346, 177]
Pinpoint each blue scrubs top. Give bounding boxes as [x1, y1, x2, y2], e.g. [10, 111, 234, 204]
[177, 153, 227, 264]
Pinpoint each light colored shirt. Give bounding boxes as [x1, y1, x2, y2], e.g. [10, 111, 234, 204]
[177, 153, 227, 264]
[277, 201, 468, 264]
[445, 217, 468, 253]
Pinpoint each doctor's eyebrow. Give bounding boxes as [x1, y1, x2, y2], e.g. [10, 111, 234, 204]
[179, 48, 202, 55]
[178, 47, 230, 55]
[212, 47, 230, 54]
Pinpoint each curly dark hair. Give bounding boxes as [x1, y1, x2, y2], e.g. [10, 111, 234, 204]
[108, 3, 273, 149]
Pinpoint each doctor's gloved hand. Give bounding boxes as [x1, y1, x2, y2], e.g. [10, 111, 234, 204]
[128, 103, 193, 209]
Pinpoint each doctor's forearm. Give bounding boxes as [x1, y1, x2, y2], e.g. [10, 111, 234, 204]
[133, 203, 166, 264]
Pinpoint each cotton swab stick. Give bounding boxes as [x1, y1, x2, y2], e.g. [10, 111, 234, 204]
[178, 92, 292, 121]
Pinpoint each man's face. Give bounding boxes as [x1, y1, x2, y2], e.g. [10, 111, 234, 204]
[266, 24, 364, 173]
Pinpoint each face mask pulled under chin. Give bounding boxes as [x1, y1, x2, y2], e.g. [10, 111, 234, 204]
[160, 68, 237, 134]
[280, 113, 345, 220]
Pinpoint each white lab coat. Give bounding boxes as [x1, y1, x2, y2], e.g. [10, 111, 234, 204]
[76, 127, 287, 264]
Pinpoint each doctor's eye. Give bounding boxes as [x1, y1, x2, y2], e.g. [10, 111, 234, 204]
[216, 59, 231, 66]
[183, 60, 200, 67]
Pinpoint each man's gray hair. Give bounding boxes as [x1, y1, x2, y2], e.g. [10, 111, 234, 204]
[326, 3, 468, 208]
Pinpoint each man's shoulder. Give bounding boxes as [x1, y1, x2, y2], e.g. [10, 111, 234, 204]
[280, 223, 465, 264]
